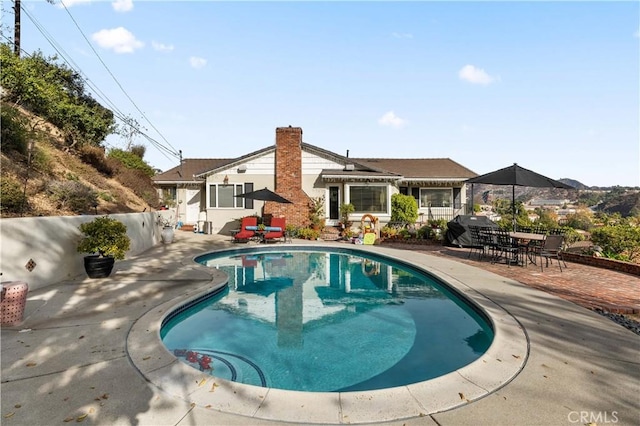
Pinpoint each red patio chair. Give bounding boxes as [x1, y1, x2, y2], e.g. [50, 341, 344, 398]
[263, 217, 286, 243]
[234, 216, 258, 243]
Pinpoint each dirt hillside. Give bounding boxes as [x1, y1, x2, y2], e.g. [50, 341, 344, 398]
[1, 106, 154, 218]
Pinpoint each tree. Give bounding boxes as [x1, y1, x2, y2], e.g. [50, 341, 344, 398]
[0, 43, 115, 149]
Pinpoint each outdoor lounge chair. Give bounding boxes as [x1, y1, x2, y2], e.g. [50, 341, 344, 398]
[234, 216, 258, 243]
[263, 217, 286, 243]
[534, 234, 567, 272]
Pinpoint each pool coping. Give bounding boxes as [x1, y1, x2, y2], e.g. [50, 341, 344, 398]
[126, 243, 529, 424]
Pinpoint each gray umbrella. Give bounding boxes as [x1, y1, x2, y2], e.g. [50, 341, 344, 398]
[465, 163, 574, 229]
[234, 188, 292, 204]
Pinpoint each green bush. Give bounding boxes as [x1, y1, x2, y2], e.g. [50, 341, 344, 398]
[590, 224, 640, 262]
[0, 104, 29, 155]
[391, 193, 418, 224]
[77, 216, 131, 259]
[114, 167, 160, 207]
[48, 180, 98, 213]
[0, 176, 28, 214]
[108, 148, 155, 177]
[417, 225, 432, 239]
[298, 227, 320, 240]
[0, 43, 115, 149]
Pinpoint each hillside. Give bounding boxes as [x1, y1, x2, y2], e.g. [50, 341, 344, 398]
[1, 105, 155, 218]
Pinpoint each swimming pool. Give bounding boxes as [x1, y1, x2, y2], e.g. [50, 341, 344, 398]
[161, 246, 494, 392]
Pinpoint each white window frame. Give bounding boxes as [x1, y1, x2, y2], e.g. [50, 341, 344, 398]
[208, 183, 245, 209]
[420, 188, 452, 208]
[348, 184, 388, 214]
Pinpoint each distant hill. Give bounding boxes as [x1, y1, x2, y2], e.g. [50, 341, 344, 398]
[558, 178, 589, 190]
[595, 192, 640, 217]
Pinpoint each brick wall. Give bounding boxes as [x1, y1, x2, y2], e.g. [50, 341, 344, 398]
[263, 126, 312, 228]
[562, 252, 640, 276]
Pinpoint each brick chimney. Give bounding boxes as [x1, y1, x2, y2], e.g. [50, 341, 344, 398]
[263, 126, 312, 227]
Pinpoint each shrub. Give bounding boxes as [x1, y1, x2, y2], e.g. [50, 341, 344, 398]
[77, 216, 131, 259]
[298, 227, 320, 240]
[417, 225, 432, 239]
[108, 148, 155, 177]
[48, 180, 98, 213]
[380, 225, 398, 239]
[391, 193, 418, 224]
[0, 176, 28, 214]
[0, 104, 29, 155]
[590, 224, 640, 262]
[114, 167, 160, 207]
[79, 145, 114, 176]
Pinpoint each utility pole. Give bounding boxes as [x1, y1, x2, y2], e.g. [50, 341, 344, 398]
[13, 0, 20, 56]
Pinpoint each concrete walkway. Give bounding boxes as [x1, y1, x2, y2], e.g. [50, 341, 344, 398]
[1, 232, 638, 425]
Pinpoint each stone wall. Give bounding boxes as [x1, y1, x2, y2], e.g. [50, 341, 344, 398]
[0, 212, 161, 291]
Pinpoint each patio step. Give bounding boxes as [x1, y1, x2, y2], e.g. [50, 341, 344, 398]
[320, 226, 342, 241]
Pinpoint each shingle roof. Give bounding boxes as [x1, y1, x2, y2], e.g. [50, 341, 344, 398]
[152, 159, 234, 183]
[351, 158, 477, 179]
[153, 151, 477, 183]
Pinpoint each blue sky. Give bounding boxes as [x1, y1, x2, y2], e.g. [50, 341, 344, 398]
[8, 0, 640, 187]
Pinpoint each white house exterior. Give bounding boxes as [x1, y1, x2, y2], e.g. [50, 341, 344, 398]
[152, 126, 477, 234]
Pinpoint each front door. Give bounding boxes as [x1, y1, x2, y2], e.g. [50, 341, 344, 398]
[185, 189, 200, 224]
[329, 186, 340, 222]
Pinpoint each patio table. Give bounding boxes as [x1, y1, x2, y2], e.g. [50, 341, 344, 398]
[509, 232, 546, 265]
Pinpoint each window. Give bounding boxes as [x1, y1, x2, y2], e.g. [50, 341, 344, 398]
[209, 183, 246, 208]
[349, 186, 387, 213]
[420, 188, 452, 208]
[161, 187, 176, 202]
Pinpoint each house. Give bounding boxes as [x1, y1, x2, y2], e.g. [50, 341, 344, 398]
[152, 126, 477, 234]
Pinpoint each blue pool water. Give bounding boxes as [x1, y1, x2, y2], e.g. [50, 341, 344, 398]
[161, 247, 494, 392]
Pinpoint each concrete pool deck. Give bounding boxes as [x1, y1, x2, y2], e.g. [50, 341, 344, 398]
[1, 232, 638, 425]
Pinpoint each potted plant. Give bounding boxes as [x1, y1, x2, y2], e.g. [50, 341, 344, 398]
[309, 196, 325, 231]
[157, 215, 175, 244]
[77, 216, 131, 278]
[339, 203, 355, 239]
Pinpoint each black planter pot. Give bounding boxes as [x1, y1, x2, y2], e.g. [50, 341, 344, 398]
[84, 255, 115, 278]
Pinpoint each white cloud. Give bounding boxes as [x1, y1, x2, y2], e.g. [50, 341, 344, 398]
[635, 28, 640, 38]
[458, 64, 497, 85]
[58, 0, 92, 8]
[189, 56, 207, 69]
[91, 27, 144, 54]
[112, 0, 133, 12]
[392, 32, 413, 39]
[378, 111, 408, 128]
[152, 41, 174, 52]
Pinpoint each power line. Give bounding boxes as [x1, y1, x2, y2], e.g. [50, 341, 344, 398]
[58, 1, 181, 159]
[15, 1, 181, 164]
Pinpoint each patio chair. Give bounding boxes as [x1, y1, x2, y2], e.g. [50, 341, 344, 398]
[467, 225, 487, 260]
[534, 234, 567, 272]
[234, 216, 258, 243]
[263, 217, 286, 243]
[492, 229, 524, 267]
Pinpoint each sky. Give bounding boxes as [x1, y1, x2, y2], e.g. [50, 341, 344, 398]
[5, 0, 640, 187]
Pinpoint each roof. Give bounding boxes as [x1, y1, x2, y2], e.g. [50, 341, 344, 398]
[152, 159, 234, 183]
[153, 147, 477, 184]
[351, 158, 477, 179]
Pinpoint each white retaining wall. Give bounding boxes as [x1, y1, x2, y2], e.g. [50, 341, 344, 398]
[0, 212, 161, 291]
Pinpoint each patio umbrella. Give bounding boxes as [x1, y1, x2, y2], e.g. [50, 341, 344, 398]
[234, 188, 292, 204]
[465, 163, 574, 229]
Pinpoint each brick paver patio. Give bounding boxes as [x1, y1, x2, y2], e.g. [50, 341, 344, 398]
[382, 242, 640, 315]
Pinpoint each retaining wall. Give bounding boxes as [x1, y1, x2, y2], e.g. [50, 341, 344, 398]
[0, 213, 161, 291]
